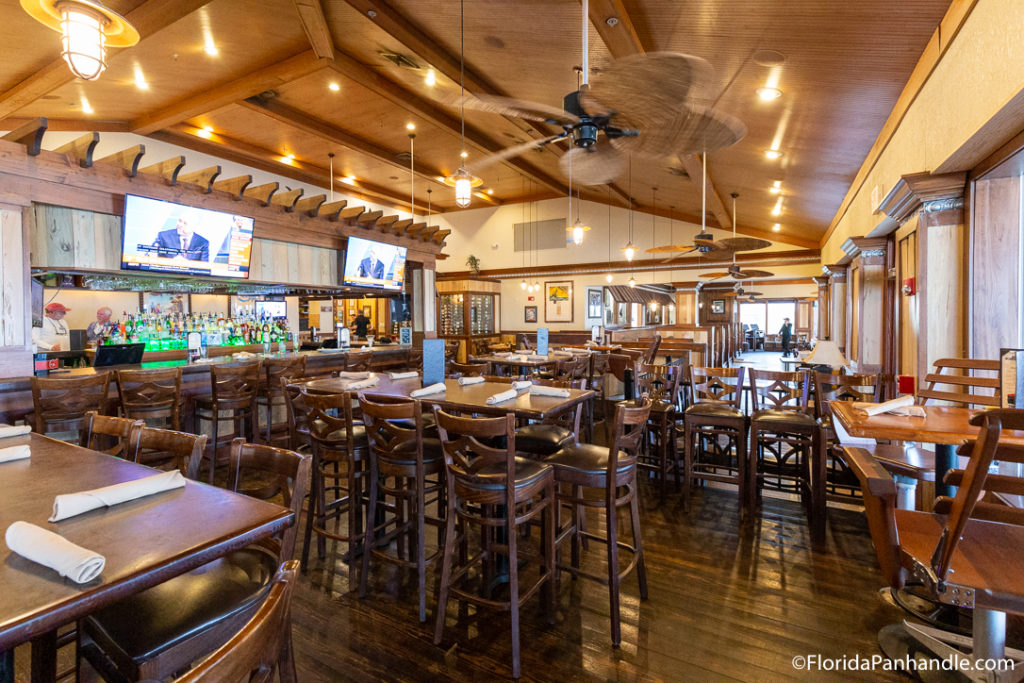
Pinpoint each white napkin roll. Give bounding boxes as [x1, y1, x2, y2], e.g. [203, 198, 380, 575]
[508, 355, 525, 362]
[338, 371, 370, 379]
[511, 380, 532, 391]
[347, 376, 380, 390]
[492, 351, 512, 357]
[858, 395, 926, 417]
[551, 350, 572, 357]
[389, 371, 419, 379]
[0, 424, 31, 439]
[0, 445, 30, 463]
[6, 521, 105, 584]
[486, 389, 518, 404]
[458, 376, 485, 385]
[233, 352, 256, 359]
[410, 383, 447, 398]
[526, 354, 548, 361]
[50, 470, 186, 522]
[530, 385, 570, 398]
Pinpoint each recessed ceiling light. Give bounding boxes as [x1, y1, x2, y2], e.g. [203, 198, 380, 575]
[771, 198, 783, 216]
[328, 82, 340, 92]
[281, 153, 294, 164]
[770, 180, 782, 194]
[341, 175, 357, 185]
[424, 69, 436, 86]
[460, 151, 468, 159]
[80, 96, 93, 114]
[765, 149, 783, 160]
[486, 188, 494, 195]
[757, 87, 782, 101]
[773, 223, 781, 232]
[197, 125, 213, 139]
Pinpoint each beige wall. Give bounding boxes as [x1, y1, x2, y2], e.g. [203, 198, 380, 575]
[42, 289, 141, 330]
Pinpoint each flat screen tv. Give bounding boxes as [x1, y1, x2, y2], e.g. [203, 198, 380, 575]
[121, 194, 254, 279]
[342, 236, 407, 291]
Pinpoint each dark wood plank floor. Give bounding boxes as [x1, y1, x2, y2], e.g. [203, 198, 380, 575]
[291, 484, 906, 682]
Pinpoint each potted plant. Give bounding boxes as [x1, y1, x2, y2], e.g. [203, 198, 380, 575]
[465, 255, 481, 276]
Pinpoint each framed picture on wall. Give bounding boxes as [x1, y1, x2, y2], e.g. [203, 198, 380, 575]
[544, 280, 573, 323]
[143, 292, 189, 315]
[524, 305, 538, 323]
[711, 299, 725, 314]
[586, 288, 602, 319]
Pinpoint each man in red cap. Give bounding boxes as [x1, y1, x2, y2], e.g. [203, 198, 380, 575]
[32, 302, 71, 351]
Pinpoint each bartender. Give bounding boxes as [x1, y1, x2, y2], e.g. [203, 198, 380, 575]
[32, 302, 72, 351]
[350, 308, 371, 339]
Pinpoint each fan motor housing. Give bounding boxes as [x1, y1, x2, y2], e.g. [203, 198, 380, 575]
[563, 90, 598, 148]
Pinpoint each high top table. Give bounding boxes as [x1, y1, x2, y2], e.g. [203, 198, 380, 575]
[0, 433, 292, 683]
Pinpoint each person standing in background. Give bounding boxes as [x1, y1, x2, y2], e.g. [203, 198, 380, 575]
[33, 302, 71, 351]
[86, 306, 112, 345]
[779, 317, 793, 357]
[350, 307, 372, 339]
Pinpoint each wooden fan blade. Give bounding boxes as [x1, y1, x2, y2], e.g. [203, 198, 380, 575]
[559, 141, 625, 185]
[608, 102, 747, 158]
[743, 291, 763, 297]
[733, 269, 774, 278]
[701, 248, 735, 261]
[440, 91, 580, 125]
[692, 237, 728, 251]
[698, 272, 731, 280]
[718, 237, 772, 252]
[465, 134, 564, 174]
[660, 247, 698, 263]
[647, 244, 695, 253]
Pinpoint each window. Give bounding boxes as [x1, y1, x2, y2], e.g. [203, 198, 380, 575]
[766, 302, 796, 335]
[739, 302, 765, 330]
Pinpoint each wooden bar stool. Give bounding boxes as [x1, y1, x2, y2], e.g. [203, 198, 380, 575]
[448, 360, 490, 378]
[514, 379, 584, 458]
[357, 395, 445, 622]
[432, 407, 556, 679]
[344, 353, 373, 373]
[633, 363, 683, 502]
[115, 366, 182, 430]
[681, 366, 748, 511]
[282, 378, 314, 453]
[257, 355, 306, 446]
[81, 411, 143, 458]
[193, 361, 262, 483]
[125, 424, 208, 478]
[544, 398, 650, 647]
[30, 372, 112, 440]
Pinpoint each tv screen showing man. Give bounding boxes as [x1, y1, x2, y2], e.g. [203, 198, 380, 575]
[152, 211, 209, 261]
[342, 237, 407, 290]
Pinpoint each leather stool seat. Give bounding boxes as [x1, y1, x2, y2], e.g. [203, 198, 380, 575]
[685, 403, 743, 419]
[750, 409, 817, 428]
[387, 438, 444, 468]
[458, 457, 550, 491]
[546, 443, 633, 476]
[514, 423, 574, 457]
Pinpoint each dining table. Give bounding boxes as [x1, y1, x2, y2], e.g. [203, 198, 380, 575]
[828, 401, 1024, 497]
[0, 433, 293, 683]
[472, 354, 559, 378]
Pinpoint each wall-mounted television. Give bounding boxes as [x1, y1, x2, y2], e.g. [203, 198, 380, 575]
[255, 300, 287, 318]
[342, 236, 407, 291]
[121, 194, 254, 279]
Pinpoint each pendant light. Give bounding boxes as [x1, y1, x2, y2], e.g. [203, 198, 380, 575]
[605, 187, 613, 283]
[22, 0, 139, 81]
[443, 0, 482, 207]
[622, 157, 635, 261]
[564, 79, 590, 247]
[520, 176, 528, 290]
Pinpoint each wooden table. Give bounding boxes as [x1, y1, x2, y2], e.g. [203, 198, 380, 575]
[0, 433, 292, 683]
[301, 375, 593, 421]
[473, 354, 557, 378]
[829, 401, 1024, 497]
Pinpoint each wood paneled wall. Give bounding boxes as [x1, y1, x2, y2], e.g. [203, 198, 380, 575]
[897, 223, 919, 380]
[0, 202, 32, 379]
[971, 175, 1022, 359]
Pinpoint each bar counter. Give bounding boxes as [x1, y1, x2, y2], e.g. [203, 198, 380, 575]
[0, 344, 413, 423]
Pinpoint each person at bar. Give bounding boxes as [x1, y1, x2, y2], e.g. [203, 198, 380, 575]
[32, 302, 71, 351]
[86, 306, 112, 346]
[350, 307, 372, 339]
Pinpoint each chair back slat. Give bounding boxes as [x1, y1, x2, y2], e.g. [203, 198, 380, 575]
[116, 366, 182, 429]
[304, 390, 359, 457]
[690, 366, 743, 407]
[449, 361, 490, 378]
[642, 335, 662, 364]
[359, 395, 423, 468]
[918, 357, 1001, 408]
[530, 378, 584, 439]
[210, 361, 263, 408]
[81, 411, 143, 457]
[608, 399, 652, 473]
[282, 379, 313, 451]
[749, 369, 809, 411]
[127, 425, 208, 480]
[31, 372, 112, 435]
[344, 353, 373, 372]
[433, 407, 515, 488]
[634, 363, 682, 408]
[813, 372, 881, 421]
[263, 356, 306, 398]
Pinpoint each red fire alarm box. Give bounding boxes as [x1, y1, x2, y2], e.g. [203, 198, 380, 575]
[897, 375, 916, 394]
[901, 277, 916, 296]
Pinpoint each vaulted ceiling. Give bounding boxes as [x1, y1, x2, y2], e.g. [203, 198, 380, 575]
[1, 0, 952, 249]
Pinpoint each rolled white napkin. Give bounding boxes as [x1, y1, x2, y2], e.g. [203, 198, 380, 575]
[458, 376, 485, 386]
[567, 348, 591, 355]
[486, 389, 518, 404]
[530, 385, 570, 398]
[857, 395, 926, 418]
[347, 376, 379, 390]
[410, 383, 446, 398]
[508, 355, 526, 362]
[0, 424, 30, 439]
[317, 348, 344, 354]
[0, 445, 30, 463]
[6, 521, 105, 584]
[338, 371, 370, 379]
[389, 371, 419, 379]
[233, 351, 256, 359]
[551, 350, 573, 357]
[511, 380, 532, 391]
[49, 470, 186, 522]
[492, 351, 512, 357]
[526, 354, 548, 361]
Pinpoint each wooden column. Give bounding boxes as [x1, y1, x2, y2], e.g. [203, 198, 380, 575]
[839, 237, 891, 375]
[813, 275, 830, 340]
[421, 262, 437, 339]
[0, 201, 32, 379]
[825, 265, 847, 353]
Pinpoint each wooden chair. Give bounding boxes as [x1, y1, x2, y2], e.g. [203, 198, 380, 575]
[519, 334, 532, 352]
[257, 356, 306, 446]
[404, 347, 423, 371]
[641, 334, 662, 364]
[80, 440, 309, 682]
[748, 369, 824, 544]
[344, 353, 373, 373]
[633, 363, 683, 502]
[918, 357, 1001, 408]
[681, 366, 748, 511]
[115, 366, 182, 430]
[844, 410, 1024, 670]
[81, 411, 142, 458]
[175, 560, 300, 683]
[544, 399, 650, 646]
[30, 372, 112, 439]
[281, 379, 313, 453]
[301, 390, 369, 576]
[444, 341, 460, 362]
[448, 360, 490, 378]
[432, 407, 556, 679]
[193, 361, 263, 483]
[126, 425, 208, 480]
[514, 378, 584, 458]
[357, 395, 445, 622]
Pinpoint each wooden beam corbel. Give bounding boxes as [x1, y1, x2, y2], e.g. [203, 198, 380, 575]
[432, 229, 451, 245]
[356, 209, 383, 228]
[270, 188, 304, 211]
[319, 199, 347, 220]
[375, 214, 398, 233]
[420, 225, 439, 242]
[405, 222, 426, 238]
[138, 156, 186, 185]
[295, 194, 327, 216]
[1, 117, 47, 155]
[340, 206, 365, 221]
[53, 132, 99, 168]
[243, 182, 279, 206]
[178, 165, 222, 193]
[96, 144, 145, 177]
[390, 218, 412, 235]
[212, 175, 253, 200]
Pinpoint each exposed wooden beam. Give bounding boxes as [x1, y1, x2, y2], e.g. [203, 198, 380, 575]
[0, 0, 215, 120]
[319, 199, 347, 220]
[138, 156, 186, 185]
[295, 194, 327, 216]
[355, 209, 383, 228]
[586, 0, 646, 57]
[96, 144, 146, 177]
[178, 165, 222, 193]
[244, 182, 278, 206]
[271, 188, 304, 211]
[0, 117, 129, 132]
[292, 0, 334, 59]
[53, 132, 100, 168]
[212, 174, 252, 199]
[1, 117, 48, 156]
[132, 50, 330, 135]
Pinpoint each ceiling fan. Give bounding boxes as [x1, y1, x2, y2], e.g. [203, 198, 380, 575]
[722, 283, 763, 301]
[439, 0, 746, 185]
[699, 263, 775, 281]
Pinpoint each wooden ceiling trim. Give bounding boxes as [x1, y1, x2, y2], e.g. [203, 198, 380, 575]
[212, 174, 253, 200]
[673, 277, 816, 288]
[132, 50, 331, 135]
[2, 117, 48, 156]
[96, 144, 146, 177]
[0, 0, 215, 121]
[292, 0, 335, 59]
[0, 117, 129, 132]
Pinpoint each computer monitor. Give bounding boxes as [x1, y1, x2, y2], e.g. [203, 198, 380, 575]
[93, 343, 146, 367]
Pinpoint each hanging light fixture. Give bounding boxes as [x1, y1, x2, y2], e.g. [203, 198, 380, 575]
[443, 0, 482, 207]
[520, 176, 528, 290]
[628, 276, 636, 288]
[565, 150, 590, 246]
[605, 188, 613, 283]
[22, 0, 139, 81]
[621, 157, 635, 260]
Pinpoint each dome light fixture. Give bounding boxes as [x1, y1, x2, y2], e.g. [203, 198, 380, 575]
[444, 0, 481, 208]
[21, 0, 139, 81]
[756, 87, 782, 101]
[605, 273, 613, 283]
[628, 276, 636, 288]
[622, 241, 636, 261]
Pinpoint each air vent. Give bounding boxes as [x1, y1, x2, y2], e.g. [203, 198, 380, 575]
[667, 166, 690, 178]
[394, 151, 412, 164]
[377, 49, 420, 70]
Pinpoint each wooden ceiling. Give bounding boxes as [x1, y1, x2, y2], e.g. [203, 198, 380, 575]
[0, 0, 952, 247]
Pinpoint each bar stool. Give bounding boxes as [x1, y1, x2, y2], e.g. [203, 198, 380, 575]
[301, 389, 369, 577]
[81, 411, 143, 458]
[282, 378, 314, 453]
[358, 395, 445, 622]
[30, 372, 112, 440]
[544, 398, 650, 647]
[432, 407, 556, 679]
[514, 379, 584, 458]
[116, 366, 183, 430]
[126, 424, 208, 478]
[633, 362, 683, 502]
[681, 366, 748, 511]
[344, 353, 373, 373]
[257, 355, 306, 445]
[448, 360, 490, 378]
[404, 348, 423, 371]
[193, 361, 262, 483]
